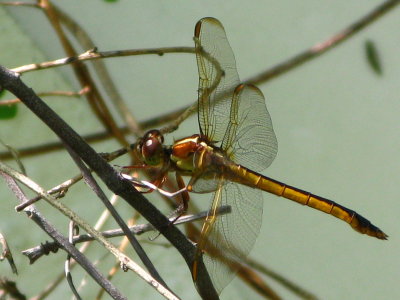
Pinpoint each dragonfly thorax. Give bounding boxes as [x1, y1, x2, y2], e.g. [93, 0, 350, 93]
[171, 134, 230, 177]
[170, 134, 203, 172]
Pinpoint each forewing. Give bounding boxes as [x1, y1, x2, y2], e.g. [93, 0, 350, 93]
[194, 17, 240, 143]
[221, 84, 278, 172]
[197, 181, 263, 294]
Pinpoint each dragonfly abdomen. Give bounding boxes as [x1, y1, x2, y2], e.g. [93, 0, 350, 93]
[229, 165, 387, 240]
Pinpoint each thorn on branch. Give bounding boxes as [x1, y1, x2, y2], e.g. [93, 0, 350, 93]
[22, 241, 60, 264]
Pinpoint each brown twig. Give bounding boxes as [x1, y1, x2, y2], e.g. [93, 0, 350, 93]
[12, 47, 195, 74]
[0, 87, 89, 105]
[245, 0, 400, 85]
[244, 257, 318, 300]
[0, 1, 38, 7]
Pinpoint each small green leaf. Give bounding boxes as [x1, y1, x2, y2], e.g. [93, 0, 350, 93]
[0, 104, 18, 119]
[364, 39, 383, 75]
[104, 0, 118, 2]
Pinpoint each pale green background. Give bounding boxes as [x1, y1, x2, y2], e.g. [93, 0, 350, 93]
[0, 1, 399, 299]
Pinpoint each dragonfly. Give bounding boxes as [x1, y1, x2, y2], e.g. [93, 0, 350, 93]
[133, 17, 387, 294]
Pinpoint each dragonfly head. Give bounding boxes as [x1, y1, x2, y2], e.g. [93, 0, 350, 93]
[137, 130, 165, 166]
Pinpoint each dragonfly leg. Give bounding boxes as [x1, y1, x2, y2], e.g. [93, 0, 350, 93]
[168, 173, 190, 225]
[121, 163, 149, 169]
[120, 172, 169, 194]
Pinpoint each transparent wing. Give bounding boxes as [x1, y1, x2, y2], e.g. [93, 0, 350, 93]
[191, 175, 220, 194]
[196, 181, 263, 294]
[221, 84, 278, 172]
[195, 17, 240, 143]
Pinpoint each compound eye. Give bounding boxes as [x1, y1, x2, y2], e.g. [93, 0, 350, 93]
[140, 130, 164, 166]
[144, 129, 164, 143]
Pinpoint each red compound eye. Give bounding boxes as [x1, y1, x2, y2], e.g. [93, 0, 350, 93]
[139, 130, 164, 166]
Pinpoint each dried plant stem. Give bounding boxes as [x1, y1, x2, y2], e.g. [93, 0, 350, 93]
[12, 47, 195, 74]
[0, 88, 89, 105]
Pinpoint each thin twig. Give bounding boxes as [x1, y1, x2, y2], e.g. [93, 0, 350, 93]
[246, 0, 400, 85]
[95, 217, 136, 299]
[14, 144, 134, 212]
[12, 47, 195, 74]
[0, 88, 89, 105]
[0, 277, 26, 300]
[23, 206, 231, 263]
[160, 40, 223, 134]
[0, 1, 38, 7]
[65, 222, 82, 300]
[244, 257, 318, 300]
[0, 139, 26, 175]
[0, 233, 18, 275]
